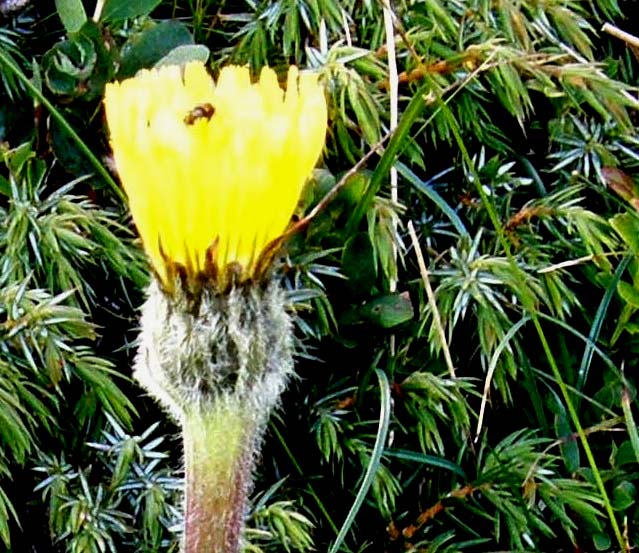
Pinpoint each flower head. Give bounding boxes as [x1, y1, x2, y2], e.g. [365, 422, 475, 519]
[104, 62, 326, 291]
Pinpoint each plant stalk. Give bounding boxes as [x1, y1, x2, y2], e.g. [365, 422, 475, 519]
[182, 404, 254, 553]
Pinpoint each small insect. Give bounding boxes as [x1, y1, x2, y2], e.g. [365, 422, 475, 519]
[183, 103, 215, 125]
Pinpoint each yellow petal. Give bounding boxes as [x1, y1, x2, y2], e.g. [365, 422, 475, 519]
[104, 62, 327, 291]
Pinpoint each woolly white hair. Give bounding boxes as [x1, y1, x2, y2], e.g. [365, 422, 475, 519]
[135, 279, 294, 425]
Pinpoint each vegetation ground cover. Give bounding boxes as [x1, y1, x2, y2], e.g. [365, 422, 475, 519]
[2, 1, 639, 551]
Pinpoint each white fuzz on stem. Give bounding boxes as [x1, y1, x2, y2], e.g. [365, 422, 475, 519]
[134, 281, 294, 553]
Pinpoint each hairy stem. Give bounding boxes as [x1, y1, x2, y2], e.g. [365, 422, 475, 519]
[182, 403, 254, 553]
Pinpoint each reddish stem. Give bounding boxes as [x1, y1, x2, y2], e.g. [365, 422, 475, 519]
[182, 407, 254, 553]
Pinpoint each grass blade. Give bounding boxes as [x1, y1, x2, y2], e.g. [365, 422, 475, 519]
[328, 369, 391, 553]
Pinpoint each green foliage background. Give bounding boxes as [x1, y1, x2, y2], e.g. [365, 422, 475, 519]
[2, 0, 639, 551]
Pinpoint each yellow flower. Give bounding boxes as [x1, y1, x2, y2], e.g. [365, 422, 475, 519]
[104, 62, 326, 290]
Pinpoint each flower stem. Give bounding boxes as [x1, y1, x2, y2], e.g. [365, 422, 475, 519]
[182, 403, 254, 553]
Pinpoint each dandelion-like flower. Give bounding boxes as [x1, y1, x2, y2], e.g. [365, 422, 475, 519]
[104, 61, 326, 290]
[104, 62, 327, 553]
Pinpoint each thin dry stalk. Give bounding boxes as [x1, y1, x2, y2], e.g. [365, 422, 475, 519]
[407, 221, 455, 378]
